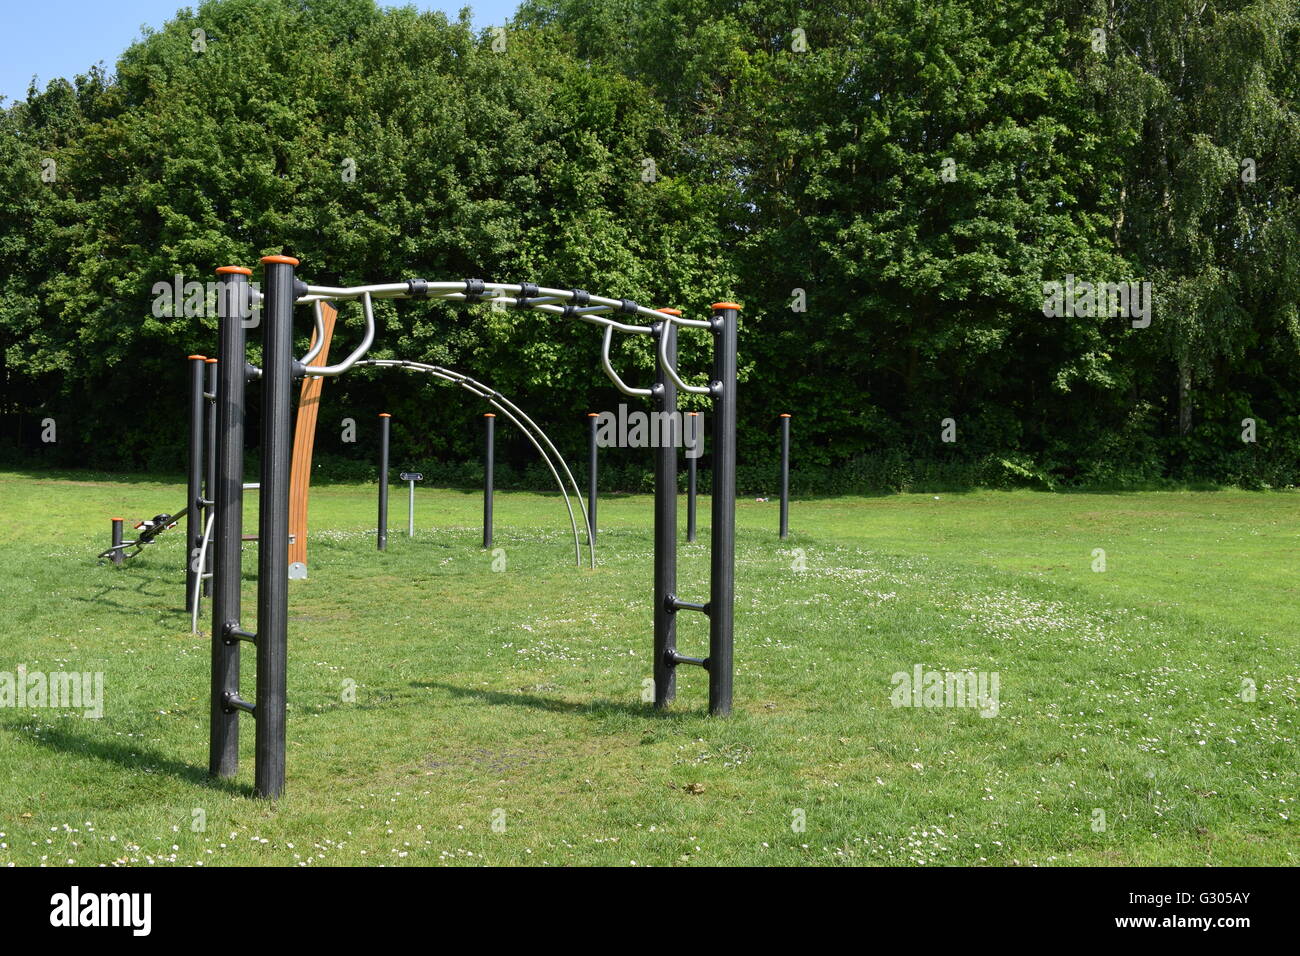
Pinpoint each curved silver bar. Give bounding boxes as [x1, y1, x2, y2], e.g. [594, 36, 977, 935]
[400, 360, 594, 568]
[190, 483, 264, 630]
[659, 314, 714, 396]
[354, 359, 590, 567]
[298, 300, 327, 366]
[461, 376, 595, 566]
[602, 325, 653, 397]
[303, 292, 376, 378]
[190, 511, 215, 634]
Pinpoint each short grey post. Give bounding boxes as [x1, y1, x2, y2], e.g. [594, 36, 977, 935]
[686, 412, 699, 543]
[708, 303, 739, 716]
[483, 412, 495, 549]
[779, 413, 791, 539]
[253, 253, 297, 800]
[652, 316, 679, 707]
[209, 266, 251, 780]
[110, 517, 124, 566]
[203, 358, 218, 596]
[185, 354, 206, 612]
[377, 413, 390, 551]
[587, 412, 598, 542]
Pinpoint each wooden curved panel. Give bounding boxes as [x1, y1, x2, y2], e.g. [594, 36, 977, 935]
[288, 302, 337, 573]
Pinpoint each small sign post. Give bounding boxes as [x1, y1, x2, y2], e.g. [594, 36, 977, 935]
[400, 472, 423, 536]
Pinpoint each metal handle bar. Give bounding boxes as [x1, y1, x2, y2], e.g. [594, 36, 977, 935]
[602, 325, 653, 397]
[658, 313, 714, 396]
[303, 292, 375, 377]
[297, 281, 666, 328]
[298, 301, 327, 366]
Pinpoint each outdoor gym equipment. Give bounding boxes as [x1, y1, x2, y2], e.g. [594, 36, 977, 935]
[483, 412, 495, 550]
[205, 258, 740, 798]
[377, 412, 391, 551]
[780, 413, 791, 539]
[587, 412, 599, 543]
[687, 411, 700, 543]
[98, 509, 185, 562]
[358, 361, 592, 566]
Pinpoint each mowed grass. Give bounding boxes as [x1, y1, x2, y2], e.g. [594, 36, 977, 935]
[0, 469, 1296, 866]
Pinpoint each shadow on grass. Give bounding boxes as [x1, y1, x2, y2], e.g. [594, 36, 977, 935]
[413, 680, 689, 721]
[3, 721, 253, 796]
[70, 576, 174, 614]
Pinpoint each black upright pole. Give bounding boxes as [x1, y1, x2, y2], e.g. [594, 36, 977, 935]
[483, 413, 495, 549]
[708, 303, 739, 716]
[779, 413, 791, 539]
[652, 313, 678, 708]
[254, 254, 297, 800]
[209, 266, 250, 780]
[110, 517, 124, 566]
[185, 354, 206, 612]
[587, 412, 598, 544]
[203, 358, 218, 596]
[377, 413, 390, 551]
[686, 412, 699, 543]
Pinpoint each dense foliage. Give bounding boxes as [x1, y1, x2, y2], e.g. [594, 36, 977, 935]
[2, 0, 1297, 490]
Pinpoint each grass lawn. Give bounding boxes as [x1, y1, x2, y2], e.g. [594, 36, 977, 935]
[0, 469, 1296, 866]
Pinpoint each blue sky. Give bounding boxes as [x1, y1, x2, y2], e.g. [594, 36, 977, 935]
[0, 0, 522, 105]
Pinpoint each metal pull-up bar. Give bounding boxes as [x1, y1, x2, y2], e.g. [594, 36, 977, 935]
[204, 257, 739, 800]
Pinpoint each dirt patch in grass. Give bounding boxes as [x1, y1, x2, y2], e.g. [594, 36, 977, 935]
[424, 748, 552, 775]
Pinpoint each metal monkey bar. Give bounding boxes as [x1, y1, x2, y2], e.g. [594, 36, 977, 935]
[205, 258, 740, 798]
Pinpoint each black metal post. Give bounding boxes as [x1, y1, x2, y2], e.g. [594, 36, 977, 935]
[253, 254, 297, 800]
[779, 413, 791, 539]
[209, 266, 250, 780]
[686, 412, 699, 543]
[587, 412, 598, 543]
[110, 517, 124, 566]
[708, 303, 739, 716]
[185, 354, 206, 612]
[653, 314, 678, 708]
[483, 413, 495, 549]
[203, 358, 218, 596]
[377, 413, 390, 551]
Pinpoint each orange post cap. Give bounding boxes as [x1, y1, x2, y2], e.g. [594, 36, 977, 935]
[215, 266, 252, 276]
[260, 255, 300, 266]
[711, 302, 743, 310]
[187, 354, 206, 361]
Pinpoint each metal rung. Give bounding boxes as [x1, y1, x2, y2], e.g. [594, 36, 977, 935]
[666, 650, 709, 669]
[223, 692, 255, 714]
[667, 595, 710, 616]
[224, 625, 257, 644]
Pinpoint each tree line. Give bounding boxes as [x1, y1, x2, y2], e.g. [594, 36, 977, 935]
[2, 0, 1297, 491]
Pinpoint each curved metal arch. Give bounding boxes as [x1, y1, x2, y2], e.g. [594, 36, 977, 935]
[354, 359, 595, 571]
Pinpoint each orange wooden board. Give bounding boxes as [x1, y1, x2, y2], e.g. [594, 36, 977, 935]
[288, 302, 337, 571]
